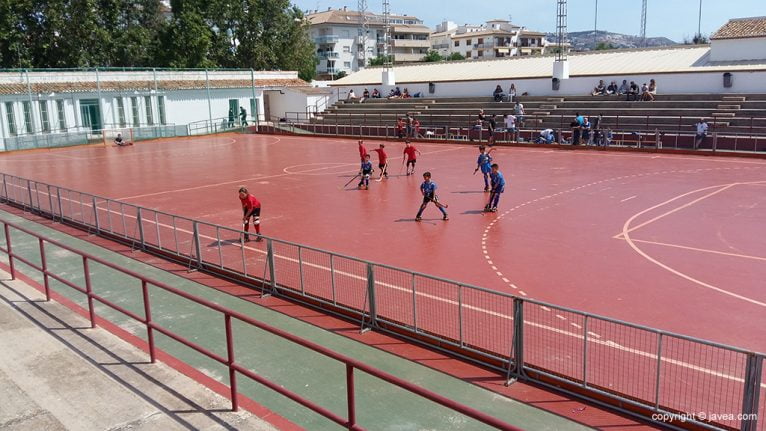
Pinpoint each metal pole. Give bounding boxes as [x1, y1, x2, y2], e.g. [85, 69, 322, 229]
[141, 280, 156, 363]
[266, 239, 277, 295]
[136, 207, 145, 249]
[593, 0, 598, 47]
[39, 239, 50, 301]
[225, 314, 239, 411]
[346, 364, 356, 428]
[654, 333, 663, 409]
[4, 224, 15, 280]
[95, 68, 104, 131]
[697, 0, 703, 38]
[366, 263, 377, 327]
[192, 221, 202, 268]
[25, 69, 37, 148]
[250, 69, 258, 131]
[82, 257, 96, 328]
[512, 298, 524, 378]
[205, 69, 213, 127]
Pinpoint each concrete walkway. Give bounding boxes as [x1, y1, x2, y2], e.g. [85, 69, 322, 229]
[0, 271, 277, 431]
[0, 208, 593, 431]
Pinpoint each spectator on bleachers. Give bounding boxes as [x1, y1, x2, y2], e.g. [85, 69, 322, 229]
[606, 81, 618, 95]
[582, 116, 592, 144]
[372, 89, 381, 98]
[503, 114, 516, 133]
[575, 112, 585, 126]
[394, 87, 402, 97]
[591, 114, 603, 145]
[493, 85, 505, 102]
[627, 81, 639, 101]
[347, 89, 356, 100]
[388, 89, 397, 98]
[363, 88, 370, 99]
[478, 109, 486, 124]
[640, 83, 652, 101]
[642, 79, 657, 101]
[618, 80, 629, 95]
[694, 118, 709, 149]
[402, 88, 412, 99]
[396, 118, 405, 138]
[406, 113, 414, 137]
[413, 118, 421, 138]
[513, 101, 525, 126]
[591, 80, 607, 96]
[508, 83, 517, 102]
[538, 128, 555, 144]
[487, 114, 497, 143]
[571, 121, 581, 145]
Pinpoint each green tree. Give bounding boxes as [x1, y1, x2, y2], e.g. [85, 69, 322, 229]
[595, 42, 616, 51]
[422, 50, 443, 62]
[446, 52, 465, 61]
[368, 54, 393, 66]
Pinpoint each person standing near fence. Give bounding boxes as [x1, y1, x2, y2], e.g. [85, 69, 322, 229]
[238, 186, 262, 242]
[240, 107, 248, 126]
[694, 118, 709, 149]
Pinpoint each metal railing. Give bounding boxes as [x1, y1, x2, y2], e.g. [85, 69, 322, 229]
[0, 172, 763, 431]
[269, 111, 766, 154]
[0, 218, 521, 431]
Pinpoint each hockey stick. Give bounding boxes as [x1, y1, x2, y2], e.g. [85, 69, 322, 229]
[341, 173, 361, 189]
[430, 195, 448, 209]
[376, 163, 388, 182]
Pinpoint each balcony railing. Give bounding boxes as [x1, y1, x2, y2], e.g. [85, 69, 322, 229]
[317, 52, 340, 59]
[314, 35, 339, 44]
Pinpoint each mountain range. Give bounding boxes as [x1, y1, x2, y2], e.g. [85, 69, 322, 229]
[547, 30, 678, 51]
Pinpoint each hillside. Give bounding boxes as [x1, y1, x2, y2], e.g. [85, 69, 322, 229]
[547, 30, 677, 51]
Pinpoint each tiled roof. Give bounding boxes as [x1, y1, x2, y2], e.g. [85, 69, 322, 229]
[711, 16, 766, 40]
[0, 79, 308, 95]
[307, 9, 419, 26]
[332, 45, 766, 86]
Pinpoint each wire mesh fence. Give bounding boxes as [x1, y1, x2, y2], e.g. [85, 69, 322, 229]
[0, 171, 763, 430]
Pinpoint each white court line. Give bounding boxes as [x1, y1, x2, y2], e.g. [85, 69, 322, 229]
[618, 238, 766, 262]
[9, 183, 764, 388]
[620, 195, 637, 203]
[619, 181, 766, 308]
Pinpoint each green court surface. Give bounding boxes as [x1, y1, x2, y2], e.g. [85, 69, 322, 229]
[0, 209, 591, 431]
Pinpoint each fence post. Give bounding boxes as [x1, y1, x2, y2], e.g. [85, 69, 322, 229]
[1, 174, 7, 202]
[92, 196, 100, 233]
[136, 207, 145, 249]
[298, 247, 305, 295]
[192, 221, 202, 268]
[712, 132, 718, 153]
[4, 224, 15, 280]
[56, 188, 63, 220]
[266, 239, 277, 296]
[512, 298, 524, 379]
[346, 364, 356, 429]
[47, 185, 54, 219]
[654, 333, 663, 409]
[366, 263, 377, 328]
[26, 179, 33, 210]
[38, 239, 50, 301]
[740, 354, 763, 431]
[225, 314, 239, 412]
[141, 280, 156, 363]
[82, 257, 96, 328]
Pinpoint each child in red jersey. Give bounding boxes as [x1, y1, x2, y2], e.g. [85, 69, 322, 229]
[371, 143, 388, 180]
[402, 140, 421, 176]
[238, 186, 262, 242]
[358, 140, 368, 162]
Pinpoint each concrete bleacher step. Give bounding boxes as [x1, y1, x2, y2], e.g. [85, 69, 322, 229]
[539, 105, 558, 110]
[711, 112, 737, 117]
[546, 98, 565, 102]
[531, 112, 551, 116]
[414, 105, 430, 110]
[716, 105, 741, 110]
[723, 96, 747, 102]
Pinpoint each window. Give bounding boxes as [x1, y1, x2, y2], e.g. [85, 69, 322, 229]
[4, 102, 17, 136]
[343, 46, 351, 53]
[454, 40, 459, 47]
[343, 61, 351, 68]
[477, 50, 483, 57]
[116, 97, 127, 127]
[131, 97, 140, 127]
[158, 96, 166, 125]
[56, 100, 66, 131]
[466, 39, 472, 45]
[39, 100, 50, 132]
[22, 101, 33, 134]
[144, 96, 153, 125]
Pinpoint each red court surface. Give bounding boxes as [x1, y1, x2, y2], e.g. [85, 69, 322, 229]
[1, 133, 765, 355]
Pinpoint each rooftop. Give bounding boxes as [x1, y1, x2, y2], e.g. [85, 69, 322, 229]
[307, 9, 422, 26]
[332, 45, 766, 86]
[711, 16, 766, 40]
[0, 78, 308, 95]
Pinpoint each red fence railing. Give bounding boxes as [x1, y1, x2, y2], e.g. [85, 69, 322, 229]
[0, 218, 522, 431]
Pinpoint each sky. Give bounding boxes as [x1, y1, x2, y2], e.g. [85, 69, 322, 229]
[292, 0, 766, 42]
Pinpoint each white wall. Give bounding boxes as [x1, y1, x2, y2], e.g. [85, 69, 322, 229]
[267, 90, 311, 120]
[337, 70, 766, 98]
[0, 70, 299, 85]
[710, 38, 766, 62]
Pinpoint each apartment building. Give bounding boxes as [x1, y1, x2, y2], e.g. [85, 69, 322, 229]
[307, 7, 430, 79]
[430, 19, 550, 60]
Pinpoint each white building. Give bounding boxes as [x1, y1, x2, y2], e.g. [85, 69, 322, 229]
[430, 19, 552, 60]
[0, 69, 333, 151]
[307, 7, 430, 79]
[709, 16, 766, 62]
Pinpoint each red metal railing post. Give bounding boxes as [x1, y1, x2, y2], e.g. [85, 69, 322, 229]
[4, 224, 15, 280]
[82, 257, 96, 328]
[39, 238, 50, 301]
[225, 314, 239, 411]
[346, 364, 356, 430]
[141, 280, 156, 363]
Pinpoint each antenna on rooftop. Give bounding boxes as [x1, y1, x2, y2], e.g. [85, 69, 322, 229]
[553, 0, 569, 80]
[358, 0, 369, 68]
[640, 0, 647, 47]
[381, 0, 395, 85]
[593, 0, 598, 47]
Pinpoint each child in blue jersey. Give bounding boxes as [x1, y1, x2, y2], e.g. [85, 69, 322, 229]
[358, 154, 373, 190]
[416, 172, 448, 221]
[485, 163, 506, 212]
[473, 145, 495, 192]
